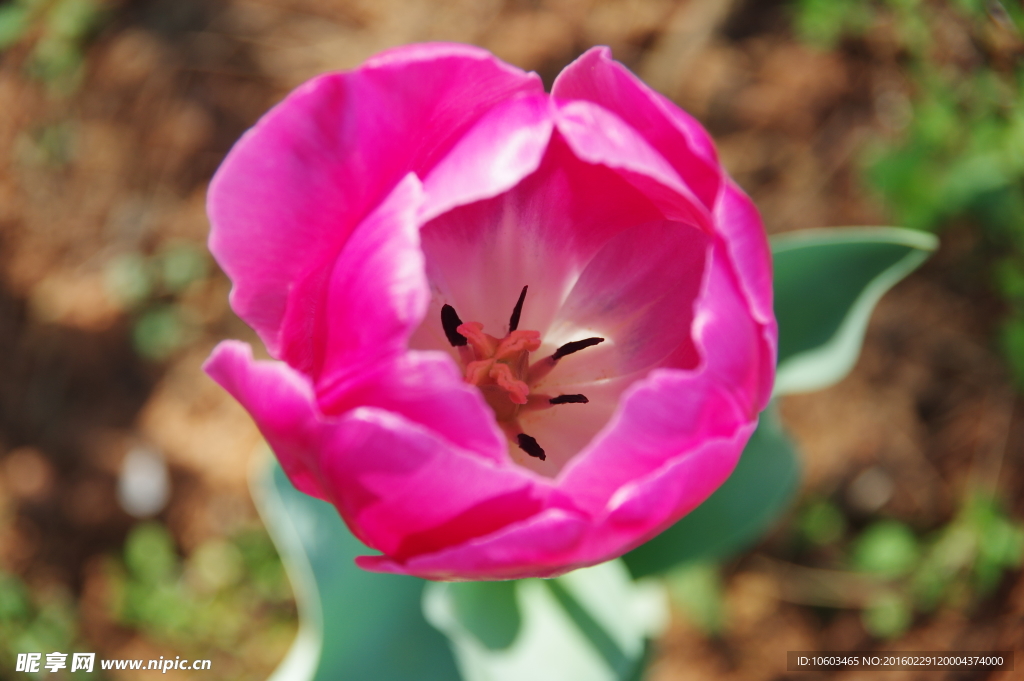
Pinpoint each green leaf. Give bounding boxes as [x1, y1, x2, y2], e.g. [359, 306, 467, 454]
[623, 404, 798, 577]
[424, 560, 666, 681]
[449, 581, 520, 651]
[251, 457, 459, 681]
[772, 227, 937, 395]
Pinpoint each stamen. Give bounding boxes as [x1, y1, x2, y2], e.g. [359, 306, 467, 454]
[552, 337, 605, 360]
[509, 285, 528, 332]
[549, 394, 589, 404]
[516, 433, 546, 460]
[441, 304, 467, 347]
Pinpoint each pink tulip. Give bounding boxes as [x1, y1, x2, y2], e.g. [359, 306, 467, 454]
[204, 43, 776, 580]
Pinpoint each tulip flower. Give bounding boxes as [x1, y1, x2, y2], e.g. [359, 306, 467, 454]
[204, 43, 776, 580]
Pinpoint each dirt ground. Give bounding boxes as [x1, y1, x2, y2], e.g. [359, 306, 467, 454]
[0, 0, 1021, 679]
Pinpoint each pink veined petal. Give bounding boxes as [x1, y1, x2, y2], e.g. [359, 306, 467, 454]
[553, 99, 713, 233]
[421, 93, 554, 222]
[311, 174, 428, 388]
[687, 239, 776, 413]
[412, 134, 664, 353]
[316, 407, 546, 560]
[714, 180, 776, 329]
[539, 219, 710, 385]
[203, 340, 328, 501]
[508, 219, 710, 476]
[208, 43, 542, 363]
[556, 237, 772, 513]
[578, 420, 756, 562]
[553, 46, 774, 346]
[204, 341, 548, 560]
[552, 46, 722, 210]
[356, 507, 591, 580]
[558, 368, 748, 515]
[316, 350, 507, 464]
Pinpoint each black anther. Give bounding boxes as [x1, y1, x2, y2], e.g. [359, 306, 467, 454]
[441, 304, 467, 347]
[516, 433, 546, 461]
[552, 337, 604, 360]
[509, 285, 528, 332]
[549, 394, 589, 404]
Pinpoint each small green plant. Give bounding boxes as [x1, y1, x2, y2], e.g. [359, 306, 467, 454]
[847, 496, 1022, 637]
[0, 0, 102, 93]
[104, 242, 210, 361]
[111, 522, 295, 652]
[0, 571, 94, 678]
[792, 0, 1024, 387]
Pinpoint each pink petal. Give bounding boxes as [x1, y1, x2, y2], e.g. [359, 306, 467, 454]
[557, 239, 770, 514]
[203, 340, 328, 501]
[415, 135, 664, 346]
[356, 507, 590, 580]
[421, 93, 554, 221]
[540, 219, 710, 385]
[553, 47, 774, 353]
[583, 420, 756, 560]
[309, 174, 428, 386]
[714, 180, 776, 328]
[316, 350, 507, 464]
[689, 240, 776, 412]
[553, 99, 713, 232]
[204, 340, 549, 560]
[208, 43, 542, 360]
[552, 46, 721, 210]
[356, 420, 754, 579]
[558, 369, 748, 515]
[316, 408, 546, 559]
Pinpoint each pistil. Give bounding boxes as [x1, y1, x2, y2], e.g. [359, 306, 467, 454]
[441, 287, 604, 463]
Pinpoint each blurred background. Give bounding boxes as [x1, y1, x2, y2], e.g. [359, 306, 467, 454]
[0, 0, 1022, 678]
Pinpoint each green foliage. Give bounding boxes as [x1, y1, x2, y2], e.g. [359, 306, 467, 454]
[851, 520, 920, 579]
[772, 227, 936, 395]
[254, 459, 459, 681]
[793, 0, 872, 49]
[911, 494, 1024, 608]
[448, 581, 520, 651]
[839, 495, 1023, 638]
[111, 521, 295, 655]
[799, 499, 847, 546]
[861, 591, 913, 638]
[133, 305, 191, 361]
[0, 0, 103, 93]
[103, 242, 210, 361]
[791, 0, 1024, 388]
[0, 2, 33, 50]
[424, 560, 664, 681]
[0, 571, 93, 678]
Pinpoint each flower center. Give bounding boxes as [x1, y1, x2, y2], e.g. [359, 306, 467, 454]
[441, 286, 603, 462]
